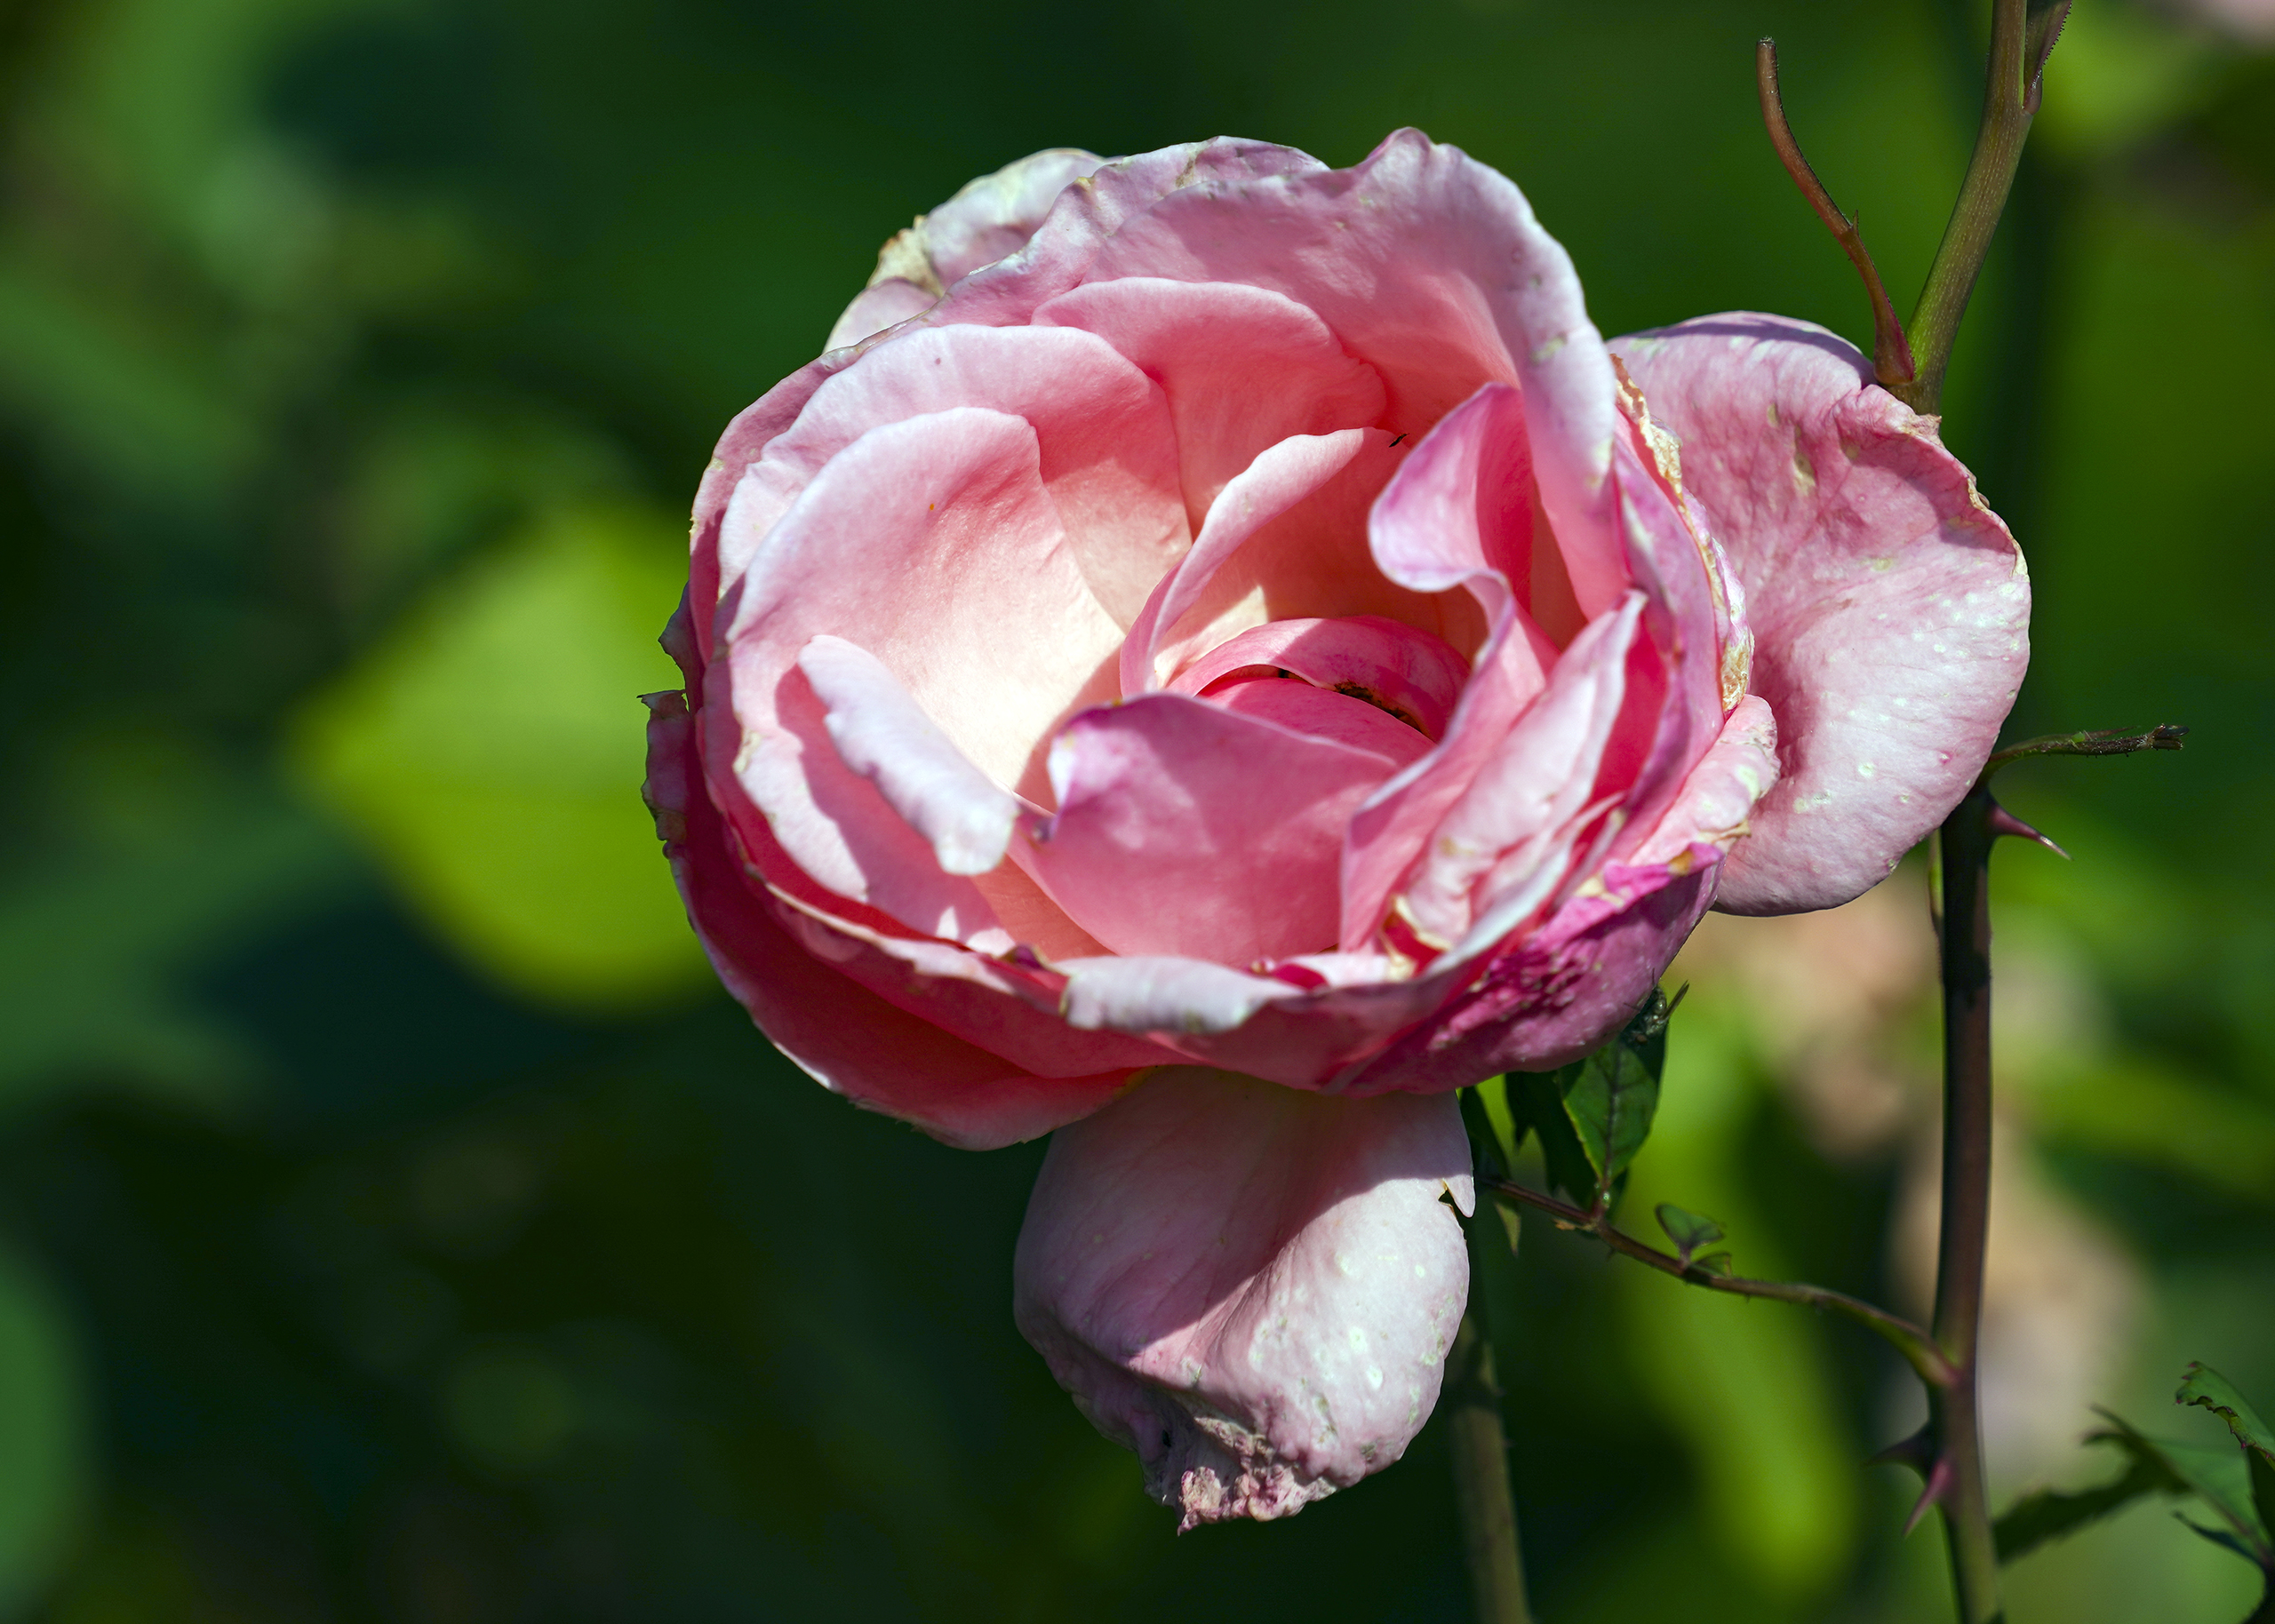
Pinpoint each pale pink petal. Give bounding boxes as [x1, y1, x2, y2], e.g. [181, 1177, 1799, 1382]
[796, 634, 1022, 877]
[723, 323, 1187, 631]
[1013, 1069, 1471, 1527]
[1399, 594, 1644, 950]
[825, 279, 938, 353]
[1341, 385, 1566, 950]
[1340, 696, 1778, 1091]
[1035, 956, 1443, 1087]
[722, 408, 1118, 939]
[1627, 692, 1780, 872]
[915, 147, 1112, 286]
[762, 885, 1174, 1082]
[1167, 616, 1471, 741]
[1054, 957, 1308, 1036]
[1122, 429, 1474, 697]
[1122, 429, 1373, 695]
[690, 354, 847, 664]
[1019, 693, 1401, 965]
[1034, 276, 1387, 525]
[929, 140, 1329, 332]
[1609, 315, 2029, 912]
[825, 149, 1108, 351]
[1572, 426, 1742, 878]
[1083, 130, 1627, 615]
[643, 689, 1132, 1149]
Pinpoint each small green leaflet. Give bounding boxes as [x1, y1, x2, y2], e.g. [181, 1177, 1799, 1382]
[1505, 986, 1680, 1210]
[1564, 985, 1679, 1202]
[2179, 1362, 2275, 1559]
[1994, 1377, 2275, 1610]
[1654, 1203, 1725, 1269]
[1512, 1066, 1596, 1206]
[1993, 1416, 2188, 1562]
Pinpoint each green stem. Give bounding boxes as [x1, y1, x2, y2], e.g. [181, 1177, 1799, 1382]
[1447, 1311, 1531, 1624]
[1932, 787, 2004, 1622]
[1478, 1177, 1954, 1389]
[1895, 0, 2035, 415]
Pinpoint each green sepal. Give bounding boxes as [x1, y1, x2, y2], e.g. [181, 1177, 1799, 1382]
[1458, 1086, 1511, 1182]
[1511, 1066, 1595, 1206]
[1559, 985, 1677, 1203]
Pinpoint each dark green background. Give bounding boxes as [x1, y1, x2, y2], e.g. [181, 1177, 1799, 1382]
[2, 0, 2271, 1618]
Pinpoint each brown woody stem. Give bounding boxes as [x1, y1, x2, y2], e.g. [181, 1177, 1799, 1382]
[1756, 38, 1917, 387]
[1931, 788, 2003, 1622]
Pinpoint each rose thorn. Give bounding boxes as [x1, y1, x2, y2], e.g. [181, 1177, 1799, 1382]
[1984, 799, 2067, 858]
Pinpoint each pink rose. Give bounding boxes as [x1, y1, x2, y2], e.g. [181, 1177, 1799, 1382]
[643, 132, 2028, 1525]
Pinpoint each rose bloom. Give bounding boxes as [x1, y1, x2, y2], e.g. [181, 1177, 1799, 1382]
[643, 132, 2027, 1526]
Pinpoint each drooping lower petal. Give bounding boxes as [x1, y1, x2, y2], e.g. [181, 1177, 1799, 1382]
[1608, 314, 2029, 913]
[1012, 1069, 1472, 1528]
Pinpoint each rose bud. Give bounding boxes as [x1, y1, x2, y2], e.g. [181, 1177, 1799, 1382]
[643, 132, 2028, 1526]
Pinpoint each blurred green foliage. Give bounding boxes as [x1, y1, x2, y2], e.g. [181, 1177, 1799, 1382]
[0, 0, 2271, 1619]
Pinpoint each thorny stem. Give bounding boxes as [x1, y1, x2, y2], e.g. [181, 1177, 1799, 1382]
[1755, 39, 1916, 387]
[1447, 1313, 1531, 1624]
[1933, 787, 2004, 1623]
[1983, 723, 2187, 779]
[1476, 1175, 1955, 1389]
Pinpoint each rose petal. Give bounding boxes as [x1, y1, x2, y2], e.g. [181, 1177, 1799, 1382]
[1609, 314, 2029, 913]
[826, 149, 1112, 349]
[825, 278, 937, 354]
[1013, 1069, 1471, 1527]
[1019, 692, 1401, 965]
[1083, 130, 1627, 614]
[931, 140, 1329, 331]
[1034, 276, 1387, 526]
[1341, 385, 1567, 949]
[796, 634, 1022, 877]
[644, 689, 1132, 1149]
[1122, 428, 1474, 698]
[722, 408, 1116, 941]
[1340, 695, 1777, 1090]
[1205, 677, 1433, 773]
[1399, 593, 1645, 950]
[722, 323, 1187, 631]
[1168, 616, 1471, 742]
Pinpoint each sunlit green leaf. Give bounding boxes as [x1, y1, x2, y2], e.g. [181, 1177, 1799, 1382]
[291, 503, 708, 1010]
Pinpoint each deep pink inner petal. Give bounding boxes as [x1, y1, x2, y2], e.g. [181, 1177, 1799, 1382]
[1167, 616, 1471, 741]
[1205, 677, 1433, 773]
[1018, 693, 1401, 965]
